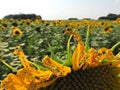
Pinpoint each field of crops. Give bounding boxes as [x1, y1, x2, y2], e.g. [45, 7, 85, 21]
[0, 17, 120, 90]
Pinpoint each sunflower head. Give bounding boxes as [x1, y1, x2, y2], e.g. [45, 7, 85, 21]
[102, 25, 113, 33]
[0, 26, 6, 31]
[13, 27, 22, 37]
[116, 18, 120, 24]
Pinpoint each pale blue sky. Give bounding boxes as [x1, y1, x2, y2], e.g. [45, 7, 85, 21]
[0, 0, 120, 20]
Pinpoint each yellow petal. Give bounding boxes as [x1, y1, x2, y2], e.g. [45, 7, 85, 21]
[42, 55, 71, 77]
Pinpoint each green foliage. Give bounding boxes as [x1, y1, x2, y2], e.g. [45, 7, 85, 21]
[90, 24, 120, 54]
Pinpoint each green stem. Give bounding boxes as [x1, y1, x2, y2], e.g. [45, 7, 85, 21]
[63, 35, 72, 66]
[85, 25, 90, 52]
[111, 42, 120, 51]
[30, 61, 41, 70]
[30, 61, 48, 70]
[0, 59, 17, 72]
[48, 43, 64, 64]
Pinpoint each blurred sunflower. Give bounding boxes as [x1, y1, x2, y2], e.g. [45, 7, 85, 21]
[0, 26, 6, 31]
[102, 26, 113, 34]
[75, 22, 81, 27]
[83, 19, 89, 26]
[116, 18, 120, 24]
[13, 28, 22, 37]
[100, 21, 106, 26]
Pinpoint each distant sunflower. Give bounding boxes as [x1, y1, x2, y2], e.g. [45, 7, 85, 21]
[83, 19, 89, 26]
[100, 21, 106, 26]
[75, 22, 81, 27]
[0, 26, 6, 30]
[116, 18, 120, 24]
[102, 26, 113, 33]
[13, 28, 22, 37]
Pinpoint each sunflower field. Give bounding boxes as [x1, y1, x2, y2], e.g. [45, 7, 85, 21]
[0, 17, 120, 90]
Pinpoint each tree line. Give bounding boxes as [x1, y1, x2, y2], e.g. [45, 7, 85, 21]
[98, 13, 120, 20]
[3, 14, 42, 20]
[3, 13, 120, 20]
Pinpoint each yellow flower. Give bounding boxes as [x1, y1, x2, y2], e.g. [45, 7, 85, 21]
[116, 18, 120, 24]
[102, 26, 113, 33]
[75, 22, 81, 27]
[0, 26, 6, 31]
[100, 21, 106, 26]
[83, 19, 89, 26]
[13, 28, 22, 37]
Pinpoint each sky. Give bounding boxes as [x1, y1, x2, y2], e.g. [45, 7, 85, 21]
[0, 0, 120, 20]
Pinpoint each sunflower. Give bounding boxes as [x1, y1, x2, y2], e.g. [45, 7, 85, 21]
[102, 26, 113, 33]
[13, 28, 22, 37]
[116, 18, 120, 24]
[75, 22, 81, 27]
[0, 30, 120, 90]
[100, 21, 106, 26]
[0, 26, 6, 31]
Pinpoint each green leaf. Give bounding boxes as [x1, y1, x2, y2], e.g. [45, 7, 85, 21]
[85, 25, 90, 52]
[0, 59, 17, 72]
[63, 35, 72, 66]
[111, 42, 120, 51]
[48, 43, 64, 64]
